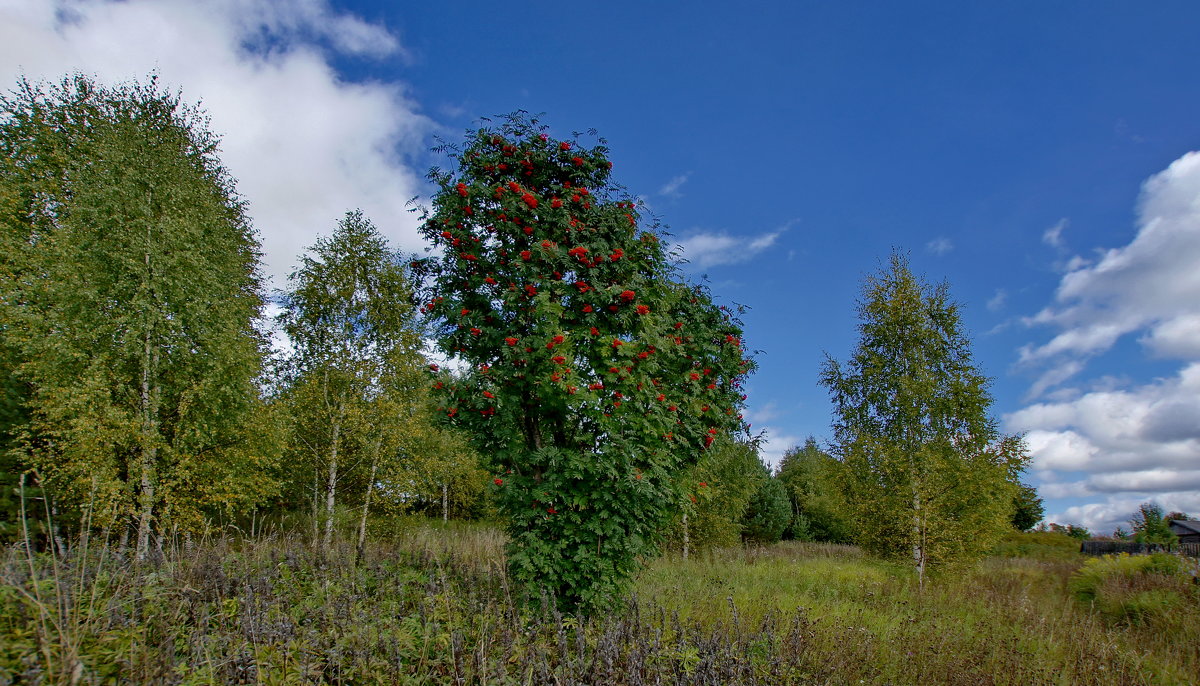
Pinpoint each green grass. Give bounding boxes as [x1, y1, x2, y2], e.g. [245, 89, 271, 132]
[2, 521, 1197, 684]
[638, 542, 1199, 685]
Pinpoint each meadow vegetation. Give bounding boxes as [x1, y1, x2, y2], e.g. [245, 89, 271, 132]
[2, 521, 1196, 685]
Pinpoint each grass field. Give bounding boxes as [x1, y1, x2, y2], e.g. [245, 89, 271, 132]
[2, 520, 1197, 684]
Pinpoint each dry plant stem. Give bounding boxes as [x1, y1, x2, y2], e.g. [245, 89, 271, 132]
[19, 473, 56, 678]
[39, 474, 77, 677]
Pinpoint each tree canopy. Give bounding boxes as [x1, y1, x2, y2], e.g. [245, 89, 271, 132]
[776, 437, 853, 543]
[1129, 502, 1177, 546]
[277, 210, 428, 550]
[1011, 483, 1044, 532]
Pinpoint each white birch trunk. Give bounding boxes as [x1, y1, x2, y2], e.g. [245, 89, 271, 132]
[356, 438, 381, 560]
[323, 418, 341, 551]
[682, 512, 690, 560]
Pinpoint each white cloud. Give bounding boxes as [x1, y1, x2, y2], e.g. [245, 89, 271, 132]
[658, 173, 690, 198]
[1020, 151, 1200, 375]
[1022, 359, 1085, 400]
[756, 425, 803, 471]
[1046, 492, 1200, 535]
[986, 289, 1007, 312]
[1, 0, 433, 289]
[1008, 362, 1200, 531]
[676, 229, 782, 268]
[744, 401, 781, 426]
[1139, 313, 1200, 358]
[1013, 151, 1200, 532]
[925, 237, 953, 256]
[1042, 218, 1067, 248]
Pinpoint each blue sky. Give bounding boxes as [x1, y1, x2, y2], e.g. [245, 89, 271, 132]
[4, 0, 1199, 533]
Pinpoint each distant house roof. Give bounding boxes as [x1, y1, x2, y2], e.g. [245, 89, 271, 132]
[1170, 520, 1200, 535]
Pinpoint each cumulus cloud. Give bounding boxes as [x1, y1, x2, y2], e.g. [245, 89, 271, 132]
[1, 0, 433, 289]
[1020, 151, 1200, 376]
[925, 237, 953, 256]
[1139, 313, 1200, 359]
[1045, 492, 1200, 535]
[676, 229, 782, 268]
[1009, 361, 1200, 532]
[1012, 151, 1200, 532]
[756, 425, 803, 471]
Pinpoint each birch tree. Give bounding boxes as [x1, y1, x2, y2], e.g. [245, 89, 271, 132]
[279, 210, 421, 551]
[0, 75, 276, 556]
[820, 252, 1027, 583]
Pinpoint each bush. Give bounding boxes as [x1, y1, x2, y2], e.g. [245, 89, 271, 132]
[991, 530, 1081, 561]
[1102, 589, 1184, 626]
[742, 477, 791, 544]
[1070, 553, 1153, 602]
[1070, 553, 1196, 627]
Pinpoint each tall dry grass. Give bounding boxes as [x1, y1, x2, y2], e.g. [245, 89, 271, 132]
[1, 519, 1196, 684]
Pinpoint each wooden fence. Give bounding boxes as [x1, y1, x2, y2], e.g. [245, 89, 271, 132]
[1080, 540, 1200, 557]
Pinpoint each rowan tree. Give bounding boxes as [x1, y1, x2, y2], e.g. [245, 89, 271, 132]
[413, 114, 754, 611]
[821, 252, 1028, 583]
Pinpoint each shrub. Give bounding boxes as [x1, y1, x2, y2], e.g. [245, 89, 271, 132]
[1101, 589, 1184, 626]
[991, 530, 1080, 561]
[742, 477, 791, 544]
[1070, 553, 1152, 602]
[1070, 552, 1195, 627]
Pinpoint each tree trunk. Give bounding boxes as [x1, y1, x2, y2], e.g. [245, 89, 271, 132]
[912, 490, 925, 589]
[682, 512, 690, 560]
[323, 417, 342, 551]
[442, 482, 449, 523]
[311, 468, 321, 546]
[135, 314, 159, 563]
[356, 439, 381, 562]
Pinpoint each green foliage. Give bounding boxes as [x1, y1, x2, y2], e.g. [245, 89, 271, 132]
[1065, 524, 1092, 540]
[820, 252, 1028, 578]
[1011, 482, 1043, 531]
[1129, 502, 1178, 546]
[990, 530, 1081, 561]
[0, 74, 275, 543]
[664, 439, 766, 551]
[775, 437, 853, 543]
[414, 114, 753, 611]
[1070, 553, 1173, 602]
[1042, 522, 1092, 540]
[742, 476, 791, 544]
[277, 211, 438, 547]
[376, 414, 491, 521]
[1069, 553, 1194, 628]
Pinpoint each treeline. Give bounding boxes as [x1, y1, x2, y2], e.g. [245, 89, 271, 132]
[0, 74, 796, 568]
[2, 75, 1045, 591]
[0, 75, 485, 558]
